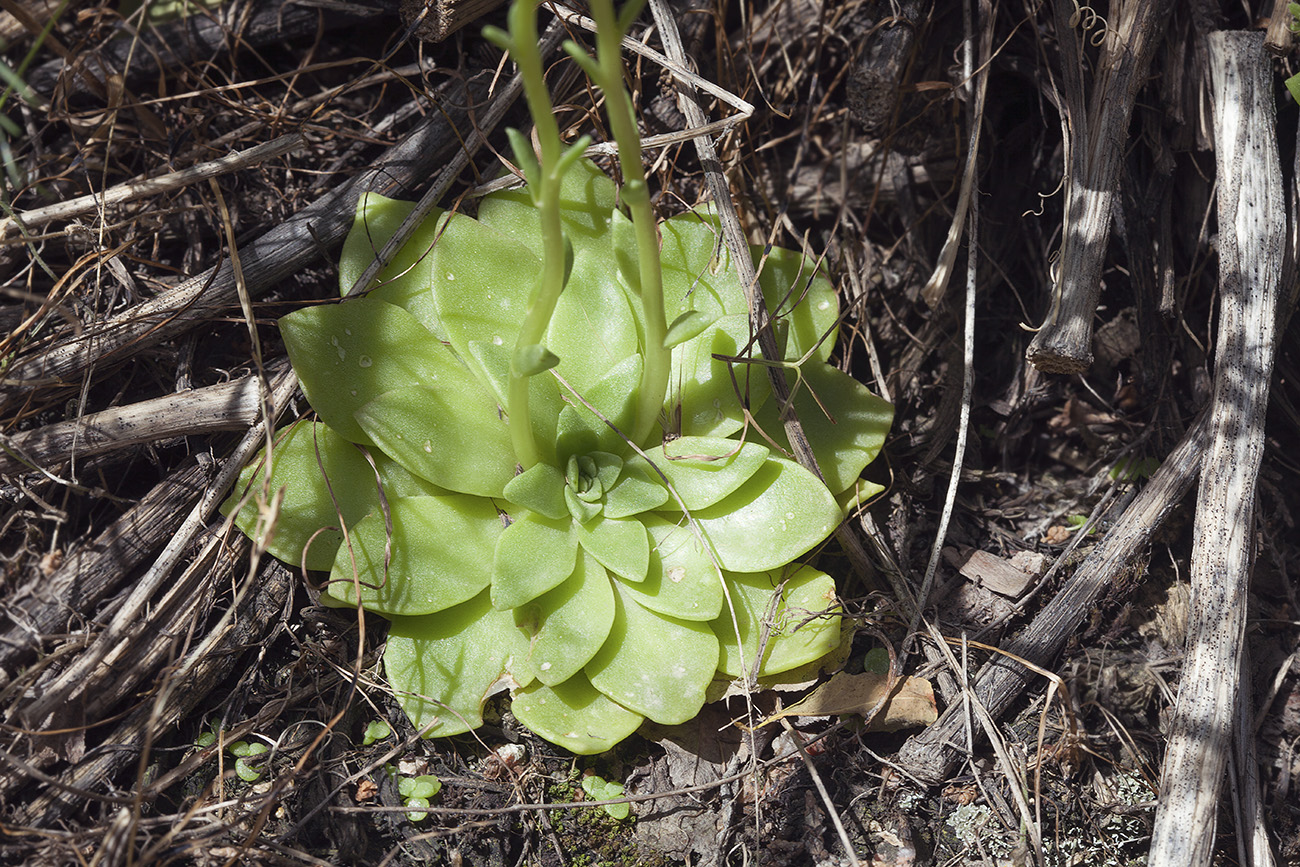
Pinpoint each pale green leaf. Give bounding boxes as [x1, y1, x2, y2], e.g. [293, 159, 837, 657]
[426, 212, 541, 369]
[356, 380, 515, 499]
[685, 456, 841, 573]
[492, 512, 578, 610]
[510, 672, 642, 755]
[755, 244, 839, 364]
[603, 462, 669, 518]
[574, 515, 650, 583]
[585, 582, 719, 725]
[634, 435, 768, 511]
[513, 549, 615, 685]
[280, 297, 449, 444]
[713, 565, 842, 677]
[384, 591, 533, 738]
[504, 462, 568, 520]
[337, 193, 444, 337]
[326, 495, 501, 616]
[221, 421, 440, 571]
[668, 314, 772, 438]
[617, 514, 723, 621]
[754, 364, 894, 496]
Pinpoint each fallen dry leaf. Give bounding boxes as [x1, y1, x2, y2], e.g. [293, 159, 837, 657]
[763, 671, 937, 732]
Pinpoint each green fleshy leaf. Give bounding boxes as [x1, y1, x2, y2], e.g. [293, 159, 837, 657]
[338, 193, 444, 337]
[221, 421, 441, 571]
[635, 435, 768, 511]
[514, 549, 615, 685]
[585, 581, 719, 725]
[564, 485, 603, 524]
[574, 515, 650, 583]
[556, 353, 643, 455]
[384, 590, 534, 738]
[510, 672, 642, 755]
[713, 565, 842, 677]
[464, 339, 562, 464]
[754, 363, 894, 496]
[603, 461, 670, 518]
[504, 462, 568, 520]
[356, 380, 515, 499]
[588, 451, 623, 491]
[617, 514, 723, 621]
[480, 163, 640, 397]
[685, 456, 841, 573]
[755, 244, 839, 364]
[427, 212, 542, 374]
[659, 209, 741, 319]
[326, 495, 501, 616]
[610, 208, 640, 295]
[669, 314, 772, 438]
[280, 297, 449, 445]
[492, 512, 578, 610]
[555, 407, 601, 466]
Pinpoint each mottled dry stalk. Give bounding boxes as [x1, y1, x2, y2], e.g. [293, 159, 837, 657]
[1148, 31, 1282, 866]
[0, 368, 274, 475]
[1025, 0, 1171, 373]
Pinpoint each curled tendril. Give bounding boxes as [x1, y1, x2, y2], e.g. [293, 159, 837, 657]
[1067, 0, 1111, 48]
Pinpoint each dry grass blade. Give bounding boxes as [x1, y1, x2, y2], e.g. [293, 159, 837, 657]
[1148, 30, 1284, 867]
[0, 75, 488, 407]
[0, 134, 302, 243]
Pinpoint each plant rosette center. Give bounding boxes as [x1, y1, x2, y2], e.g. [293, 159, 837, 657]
[224, 157, 892, 754]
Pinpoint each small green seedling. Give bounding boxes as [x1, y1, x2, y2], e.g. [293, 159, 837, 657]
[228, 740, 270, 782]
[389, 766, 443, 822]
[580, 772, 630, 820]
[362, 719, 392, 746]
[223, 0, 892, 754]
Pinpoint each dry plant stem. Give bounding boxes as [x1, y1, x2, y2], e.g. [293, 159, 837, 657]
[1148, 31, 1283, 867]
[919, 0, 990, 309]
[0, 134, 302, 243]
[1025, 0, 1172, 374]
[897, 408, 1210, 782]
[1232, 647, 1277, 867]
[1264, 0, 1295, 56]
[19, 369, 299, 726]
[0, 74, 488, 406]
[908, 0, 986, 655]
[14, 555, 291, 826]
[0, 365, 278, 475]
[646, 0, 879, 587]
[0, 460, 208, 687]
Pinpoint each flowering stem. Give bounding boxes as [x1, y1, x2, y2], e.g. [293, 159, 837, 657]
[489, 1, 570, 469]
[586, 0, 668, 445]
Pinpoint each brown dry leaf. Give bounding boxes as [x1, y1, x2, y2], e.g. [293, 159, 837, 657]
[763, 672, 937, 732]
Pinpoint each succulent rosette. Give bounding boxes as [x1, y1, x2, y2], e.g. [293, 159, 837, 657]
[224, 157, 892, 753]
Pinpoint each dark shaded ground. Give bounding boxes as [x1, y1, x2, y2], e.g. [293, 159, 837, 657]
[2, 0, 1299, 864]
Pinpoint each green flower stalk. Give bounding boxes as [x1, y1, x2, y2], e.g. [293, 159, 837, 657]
[223, 0, 893, 754]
